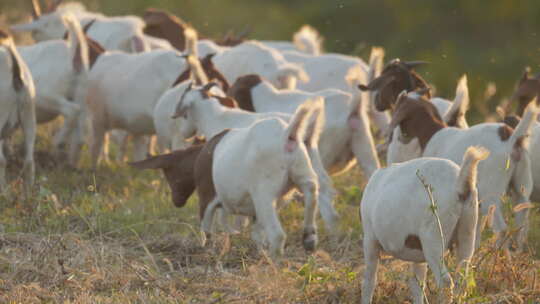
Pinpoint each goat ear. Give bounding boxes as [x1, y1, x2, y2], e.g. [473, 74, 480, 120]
[358, 75, 395, 91]
[129, 154, 174, 170]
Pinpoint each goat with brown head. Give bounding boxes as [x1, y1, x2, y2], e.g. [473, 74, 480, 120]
[358, 59, 430, 112]
[389, 91, 446, 150]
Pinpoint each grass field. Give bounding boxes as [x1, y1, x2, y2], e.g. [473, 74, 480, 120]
[1, 124, 539, 303]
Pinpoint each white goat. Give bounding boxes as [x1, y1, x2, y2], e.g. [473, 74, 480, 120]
[228, 74, 380, 176]
[200, 101, 324, 257]
[226, 75, 381, 232]
[387, 91, 539, 250]
[211, 41, 309, 90]
[85, 27, 198, 168]
[360, 147, 489, 304]
[173, 83, 345, 234]
[0, 31, 36, 191]
[11, 1, 148, 53]
[16, 13, 89, 165]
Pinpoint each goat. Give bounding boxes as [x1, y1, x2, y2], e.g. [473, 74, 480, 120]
[0, 30, 36, 191]
[360, 146, 489, 304]
[199, 101, 324, 257]
[227, 74, 380, 231]
[386, 91, 539, 251]
[12, 0, 149, 53]
[172, 83, 345, 235]
[510, 68, 540, 117]
[16, 12, 90, 165]
[387, 75, 470, 164]
[211, 41, 309, 90]
[85, 27, 198, 168]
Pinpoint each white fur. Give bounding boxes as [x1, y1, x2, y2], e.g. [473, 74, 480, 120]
[11, 3, 146, 53]
[388, 93, 539, 251]
[202, 102, 323, 257]
[211, 41, 308, 89]
[361, 147, 489, 304]
[16, 13, 89, 165]
[0, 36, 36, 190]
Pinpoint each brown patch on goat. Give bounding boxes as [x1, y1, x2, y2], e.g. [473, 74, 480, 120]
[86, 36, 105, 68]
[458, 183, 471, 202]
[129, 145, 203, 208]
[497, 125, 514, 141]
[62, 20, 104, 69]
[404, 234, 423, 250]
[143, 9, 187, 51]
[502, 115, 520, 129]
[172, 54, 230, 91]
[227, 74, 262, 112]
[359, 59, 430, 111]
[6, 44, 24, 92]
[194, 129, 230, 219]
[214, 96, 238, 108]
[389, 95, 445, 150]
[512, 136, 526, 162]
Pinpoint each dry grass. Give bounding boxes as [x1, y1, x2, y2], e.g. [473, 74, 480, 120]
[0, 123, 539, 303]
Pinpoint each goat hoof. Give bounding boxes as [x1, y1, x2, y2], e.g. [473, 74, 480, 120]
[303, 233, 318, 252]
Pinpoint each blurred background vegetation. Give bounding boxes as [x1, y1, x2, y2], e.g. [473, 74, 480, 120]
[2, 0, 540, 122]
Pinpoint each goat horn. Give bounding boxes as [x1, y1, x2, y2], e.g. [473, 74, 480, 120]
[31, 0, 42, 19]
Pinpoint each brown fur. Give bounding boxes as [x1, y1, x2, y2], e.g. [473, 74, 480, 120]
[172, 54, 230, 91]
[129, 145, 203, 208]
[194, 129, 230, 219]
[359, 60, 431, 111]
[390, 95, 446, 150]
[143, 9, 187, 51]
[404, 234, 423, 250]
[227, 74, 262, 112]
[497, 125, 514, 141]
[62, 21, 104, 69]
[512, 70, 540, 116]
[458, 183, 471, 202]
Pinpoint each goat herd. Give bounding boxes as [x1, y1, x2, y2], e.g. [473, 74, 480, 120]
[1, 1, 539, 303]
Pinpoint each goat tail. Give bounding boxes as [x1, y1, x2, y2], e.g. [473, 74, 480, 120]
[63, 13, 89, 74]
[184, 26, 199, 57]
[443, 74, 469, 127]
[284, 100, 314, 153]
[304, 96, 325, 148]
[293, 25, 322, 56]
[509, 97, 540, 151]
[456, 146, 490, 202]
[186, 54, 208, 85]
[367, 47, 385, 82]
